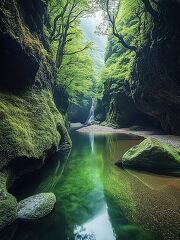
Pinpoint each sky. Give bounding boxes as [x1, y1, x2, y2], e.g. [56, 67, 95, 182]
[80, 11, 107, 73]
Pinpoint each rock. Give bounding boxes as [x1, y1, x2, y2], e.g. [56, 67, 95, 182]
[0, 0, 72, 171]
[0, 192, 17, 231]
[131, 1, 180, 135]
[0, 172, 18, 231]
[120, 138, 180, 170]
[99, 0, 180, 135]
[17, 193, 56, 220]
[0, 0, 71, 231]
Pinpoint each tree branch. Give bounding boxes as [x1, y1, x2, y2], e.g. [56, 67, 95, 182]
[49, 0, 69, 41]
[141, 0, 159, 21]
[64, 44, 91, 55]
[106, 0, 137, 52]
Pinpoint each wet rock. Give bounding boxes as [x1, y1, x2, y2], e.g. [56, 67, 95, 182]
[120, 138, 180, 170]
[17, 193, 56, 220]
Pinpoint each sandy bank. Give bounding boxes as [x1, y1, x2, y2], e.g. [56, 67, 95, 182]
[76, 124, 180, 148]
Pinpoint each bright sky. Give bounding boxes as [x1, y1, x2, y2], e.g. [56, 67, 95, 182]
[80, 11, 107, 71]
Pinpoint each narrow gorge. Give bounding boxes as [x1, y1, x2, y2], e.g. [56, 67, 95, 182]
[0, 0, 179, 240]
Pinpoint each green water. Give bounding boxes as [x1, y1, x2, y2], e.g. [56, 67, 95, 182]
[2, 126, 180, 240]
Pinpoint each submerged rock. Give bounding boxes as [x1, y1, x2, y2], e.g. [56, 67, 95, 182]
[17, 193, 56, 220]
[119, 138, 180, 170]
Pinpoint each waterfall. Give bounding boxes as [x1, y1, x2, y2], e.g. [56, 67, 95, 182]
[86, 101, 94, 125]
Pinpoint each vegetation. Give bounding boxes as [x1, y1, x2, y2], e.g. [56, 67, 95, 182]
[47, 0, 96, 106]
[95, 0, 154, 125]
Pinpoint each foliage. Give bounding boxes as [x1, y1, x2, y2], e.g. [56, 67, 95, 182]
[47, 0, 96, 106]
[98, 0, 153, 85]
[95, 0, 153, 124]
[55, 28, 95, 105]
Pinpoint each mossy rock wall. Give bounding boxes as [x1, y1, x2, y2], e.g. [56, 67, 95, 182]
[0, 0, 71, 230]
[101, 0, 180, 134]
[0, 0, 71, 167]
[101, 0, 158, 128]
[131, 0, 180, 135]
[0, 90, 71, 171]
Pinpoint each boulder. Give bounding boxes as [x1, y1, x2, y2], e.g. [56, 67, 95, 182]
[119, 138, 180, 170]
[17, 193, 56, 220]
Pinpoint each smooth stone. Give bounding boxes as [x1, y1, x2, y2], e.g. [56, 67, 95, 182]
[120, 138, 180, 170]
[17, 193, 56, 220]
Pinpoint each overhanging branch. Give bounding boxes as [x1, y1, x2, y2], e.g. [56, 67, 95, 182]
[106, 0, 137, 52]
[64, 44, 91, 55]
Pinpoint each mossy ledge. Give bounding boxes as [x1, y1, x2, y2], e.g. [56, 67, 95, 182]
[0, 90, 71, 171]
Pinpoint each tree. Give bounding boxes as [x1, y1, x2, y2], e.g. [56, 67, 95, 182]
[47, 0, 96, 107]
[96, 0, 159, 52]
[48, 0, 95, 69]
[56, 27, 95, 105]
[141, 0, 159, 21]
[96, 0, 137, 51]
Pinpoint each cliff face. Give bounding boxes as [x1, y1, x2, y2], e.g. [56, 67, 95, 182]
[0, 0, 71, 230]
[101, 0, 180, 134]
[132, 0, 180, 135]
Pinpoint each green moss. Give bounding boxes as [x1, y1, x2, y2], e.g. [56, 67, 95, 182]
[101, 0, 153, 125]
[121, 138, 180, 170]
[0, 0, 48, 58]
[0, 171, 18, 231]
[0, 90, 71, 170]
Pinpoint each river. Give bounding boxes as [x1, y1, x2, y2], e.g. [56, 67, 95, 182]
[1, 125, 180, 240]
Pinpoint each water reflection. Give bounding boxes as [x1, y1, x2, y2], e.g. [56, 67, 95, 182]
[73, 127, 115, 240]
[2, 128, 180, 240]
[100, 135, 180, 240]
[74, 207, 116, 240]
[89, 129, 94, 153]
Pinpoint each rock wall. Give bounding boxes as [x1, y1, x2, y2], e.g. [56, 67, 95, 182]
[101, 0, 180, 134]
[131, 0, 180, 135]
[0, 0, 71, 230]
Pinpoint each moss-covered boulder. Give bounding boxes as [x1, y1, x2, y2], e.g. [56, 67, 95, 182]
[120, 138, 180, 170]
[0, 172, 18, 231]
[17, 193, 56, 220]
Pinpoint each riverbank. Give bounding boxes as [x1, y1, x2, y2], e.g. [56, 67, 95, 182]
[76, 124, 180, 148]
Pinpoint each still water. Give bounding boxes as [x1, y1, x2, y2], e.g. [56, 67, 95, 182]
[2, 126, 180, 240]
